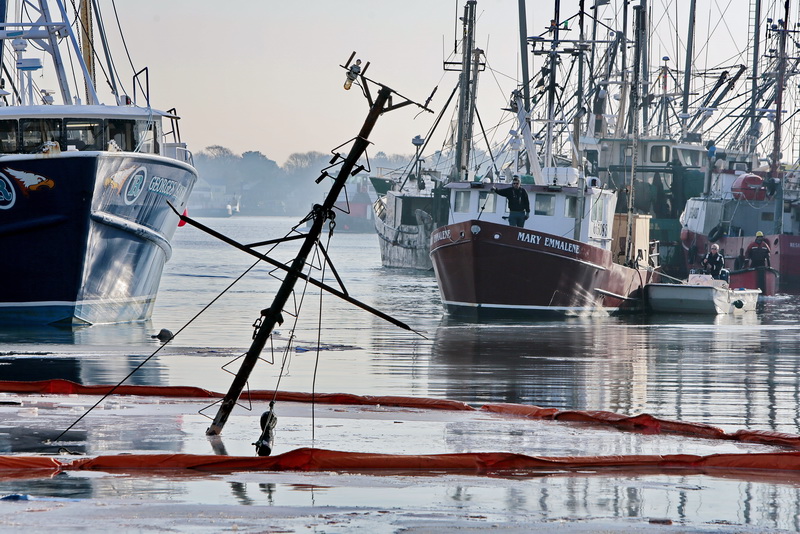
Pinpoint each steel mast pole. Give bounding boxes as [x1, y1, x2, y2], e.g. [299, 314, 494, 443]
[206, 85, 394, 436]
[770, 1, 789, 235]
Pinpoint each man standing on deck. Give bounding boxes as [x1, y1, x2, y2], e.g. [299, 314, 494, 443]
[492, 176, 530, 228]
[745, 231, 771, 268]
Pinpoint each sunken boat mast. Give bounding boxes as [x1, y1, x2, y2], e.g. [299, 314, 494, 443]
[184, 55, 430, 451]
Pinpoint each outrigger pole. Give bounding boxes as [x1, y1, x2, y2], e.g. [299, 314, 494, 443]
[200, 54, 432, 440]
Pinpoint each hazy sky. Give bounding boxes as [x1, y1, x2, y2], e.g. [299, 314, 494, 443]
[98, 1, 758, 166]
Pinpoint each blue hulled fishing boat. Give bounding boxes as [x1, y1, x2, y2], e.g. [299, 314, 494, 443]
[0, 1, 196, 324]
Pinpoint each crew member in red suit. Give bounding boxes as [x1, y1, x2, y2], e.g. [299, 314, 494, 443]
[745, 231, 771, 268]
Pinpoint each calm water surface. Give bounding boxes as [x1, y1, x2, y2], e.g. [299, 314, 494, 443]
[3, 216, 798, 434]
[3, 216, 800, 531]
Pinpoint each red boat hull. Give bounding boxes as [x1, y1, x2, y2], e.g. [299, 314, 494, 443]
[681, 230, 799, 294]
[430, 220, 656, 319]
[728, 267, 779, 295]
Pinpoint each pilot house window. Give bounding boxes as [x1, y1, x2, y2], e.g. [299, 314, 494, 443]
[479, 191, 496, 213]
[649, 145, 670, 163]
[106, 119, 137, 151]
[20, 118, 62, 153]
[454, 191, 471, 212]
[534, 194, 555, 216]
[64, 119, 103, 151]
[0, 120, 17, 153]
[565, 196, 578, 218]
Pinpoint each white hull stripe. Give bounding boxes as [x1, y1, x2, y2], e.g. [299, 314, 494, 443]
[442, 300, 619, 313]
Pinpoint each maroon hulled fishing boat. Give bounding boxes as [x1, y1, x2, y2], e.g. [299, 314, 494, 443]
[430, 178, 659, 319]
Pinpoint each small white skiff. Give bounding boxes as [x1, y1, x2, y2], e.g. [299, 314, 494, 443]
[645, 274, 761, 315]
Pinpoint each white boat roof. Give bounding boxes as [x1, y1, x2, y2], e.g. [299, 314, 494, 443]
[0, 104, 176, 120]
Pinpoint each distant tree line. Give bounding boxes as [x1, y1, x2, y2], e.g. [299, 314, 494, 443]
[191, 146, 414, 216]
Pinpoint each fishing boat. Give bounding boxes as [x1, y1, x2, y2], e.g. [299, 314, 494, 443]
[371, 1, 477, 270]
[679, 4, 800, 295]
[645, 274, 760, 315]
[372, 165, 447, 268]
[728, 265, 779, 296]
[679, 169, 799, 295]
[0, 1, 197, 325]
[429, 3, 659, 319]
[574, 1, 791, 288]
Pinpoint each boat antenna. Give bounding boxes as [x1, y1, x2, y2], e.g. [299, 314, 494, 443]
[192, 53, 432, 449]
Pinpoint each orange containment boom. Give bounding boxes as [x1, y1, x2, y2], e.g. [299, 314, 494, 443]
[3, 448, 800, 478]
[0, 379, 473, 410]
[2, 380, 800, 448]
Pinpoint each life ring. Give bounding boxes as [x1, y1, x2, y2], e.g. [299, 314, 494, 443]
[708, 225, 724, 242]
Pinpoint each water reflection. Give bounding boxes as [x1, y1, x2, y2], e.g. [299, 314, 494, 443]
[430, 318, 651, 411]
[0, 321, 158, 346]
[429, 299, 800, 435]
[3, 217, 800, 530]
[2, 472, 800, 531]
[0, 352, 165, 386]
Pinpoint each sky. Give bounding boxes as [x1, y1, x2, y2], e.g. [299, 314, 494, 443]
[94, 0, 762, 166]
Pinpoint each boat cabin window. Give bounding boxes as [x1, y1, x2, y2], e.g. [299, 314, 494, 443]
[564, 196, 578, 218]
[479, 191, 496, 213]
[677, 148, 703, 167]
[534, 194, 555, 216]
[0, 120, 17, 153]
[64, 119, 103, 151]
[591, 196, 605, 222]
[133, 120, 160, 154]
[649, 145, 670, 163]
[454, 191, 471, 212]
[0, 117, 164, 154]
[20, 118, 62, 153]
[107, 119, 137, 151]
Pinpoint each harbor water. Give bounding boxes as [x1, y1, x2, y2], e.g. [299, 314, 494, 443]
[3, 215, 800, 532]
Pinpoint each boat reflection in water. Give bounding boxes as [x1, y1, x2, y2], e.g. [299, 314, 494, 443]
[430, 302, 793, 433]
[0, 322, 167, 386]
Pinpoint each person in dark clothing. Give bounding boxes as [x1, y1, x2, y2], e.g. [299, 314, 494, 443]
[492, 176, 530, 227]
[745, 231, 771, 268]
[701, 243, 725, 279]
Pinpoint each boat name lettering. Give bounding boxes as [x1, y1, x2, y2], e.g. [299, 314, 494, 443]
[544, 237, 580, 254]
[790, 242, 800, 248]
[517, 232, 541, 245]
[149, 176, 187, 200]
[432, 229, 451, 242]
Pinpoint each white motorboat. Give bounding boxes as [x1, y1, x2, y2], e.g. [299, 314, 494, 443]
[645, 274, 760, 315]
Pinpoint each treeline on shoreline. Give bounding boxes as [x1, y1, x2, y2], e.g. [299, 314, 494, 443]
[190, 145, 414, 216]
